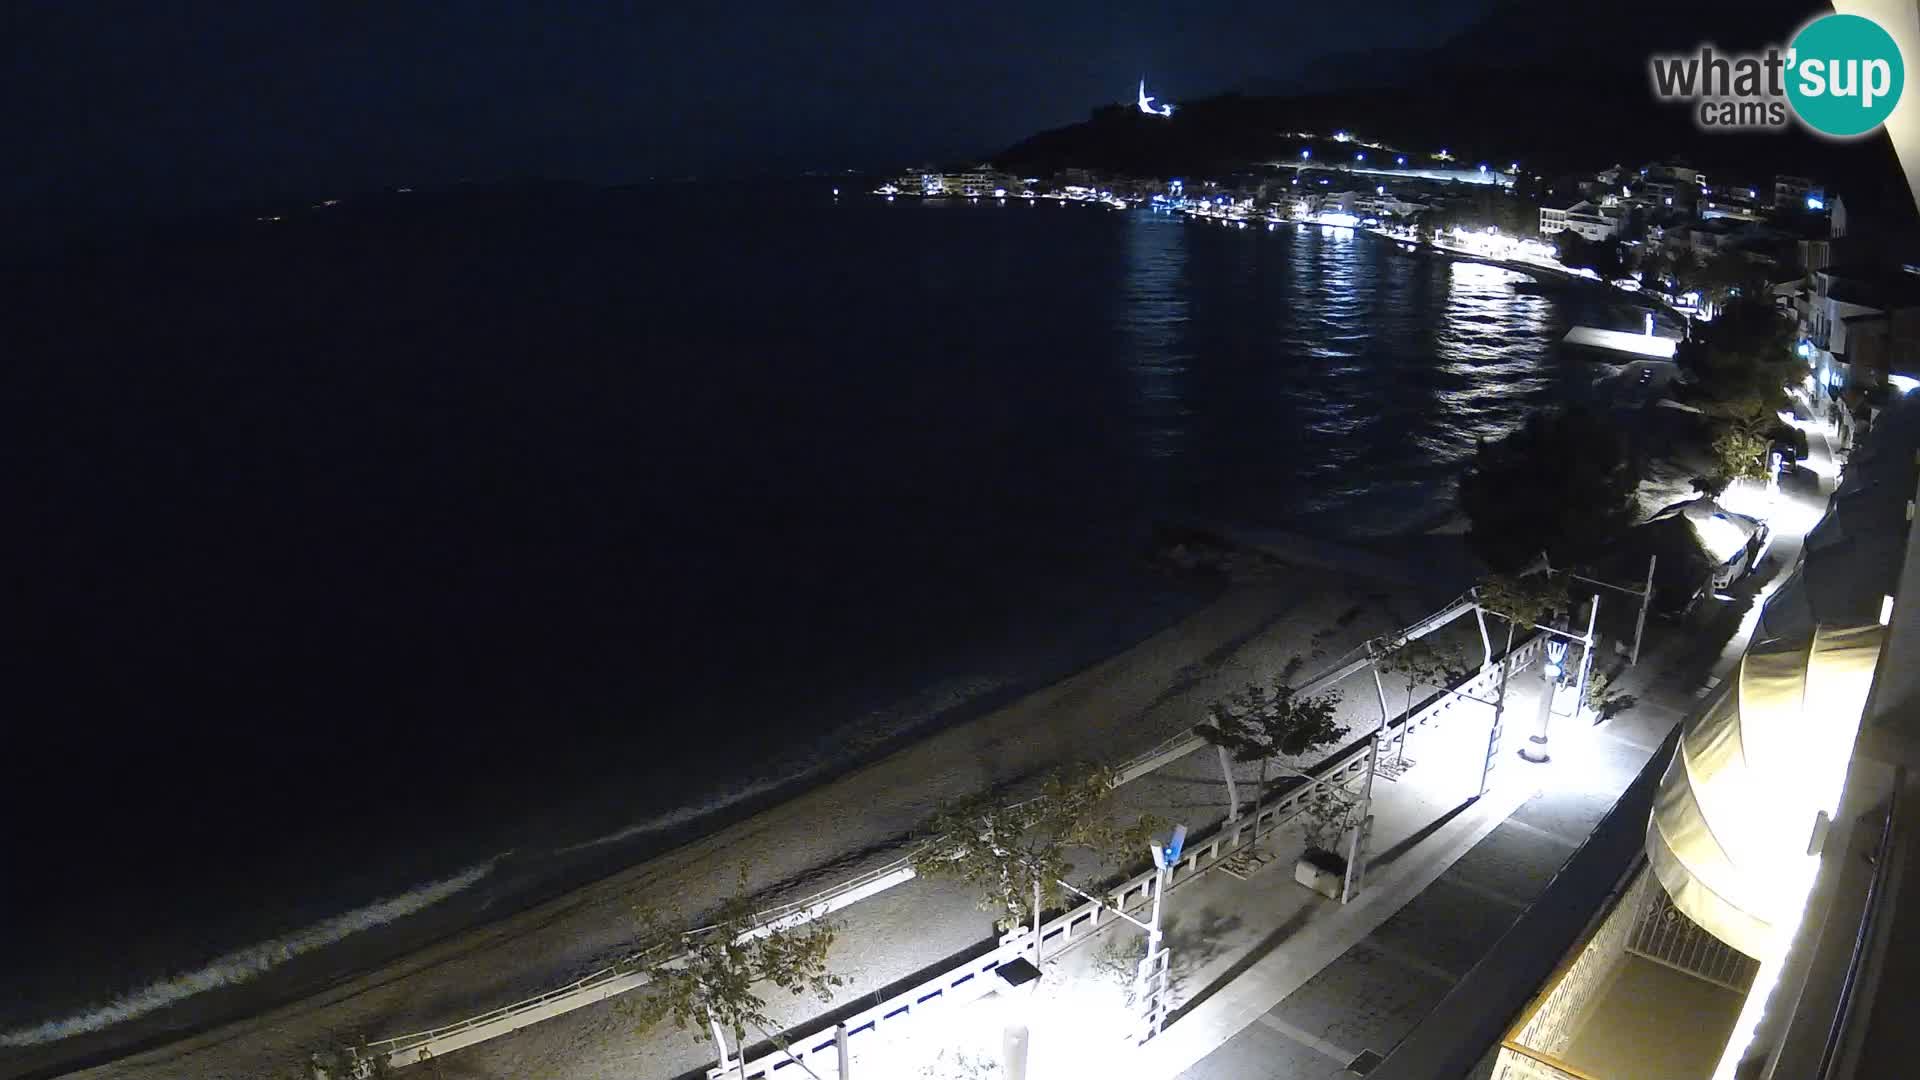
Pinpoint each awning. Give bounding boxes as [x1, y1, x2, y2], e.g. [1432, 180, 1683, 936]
[1646, 623, 1883, 958]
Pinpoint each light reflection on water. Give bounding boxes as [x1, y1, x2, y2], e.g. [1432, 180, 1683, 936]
[1116, 212, 1614, 535]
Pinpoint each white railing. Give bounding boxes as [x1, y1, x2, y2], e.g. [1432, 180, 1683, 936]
[715, 630, 1541, 1080]
[343, 591, 1506, 1076]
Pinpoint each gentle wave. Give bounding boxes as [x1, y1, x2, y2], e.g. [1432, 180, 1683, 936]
[557, 674, 1008, 856]
[0, 858, 502, 1047]
[552, 777, 788, 856]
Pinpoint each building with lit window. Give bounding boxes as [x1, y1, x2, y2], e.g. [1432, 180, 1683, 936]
[1539, 201, 1620, 242]
[1775, 174, 1818, 211]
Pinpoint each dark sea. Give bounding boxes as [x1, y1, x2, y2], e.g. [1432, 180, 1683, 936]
[0, 182, 1664, 1057]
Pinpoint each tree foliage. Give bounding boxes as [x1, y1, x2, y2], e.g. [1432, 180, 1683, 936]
[630, 874, 845, 1059]
[912, 764, 1153, 931]
[1375, 633, 1468, 720]
[1552, 232, 1628, 279]
[1711, 423, 1773, 482]
[1198, 677, 1345, 844]
[1676, 298, 1798, 424]
[1199, 679, 1345, 765]
[1457, 407, 1644, 573]
[1674, 250, 1772, 310]
[1475, 573, 1568, 628]
[1428, 186, 1540, 239]
[1297, 786, 1361, 862]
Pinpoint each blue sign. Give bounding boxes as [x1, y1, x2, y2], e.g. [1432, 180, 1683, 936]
[1163, 824, 1187, 865]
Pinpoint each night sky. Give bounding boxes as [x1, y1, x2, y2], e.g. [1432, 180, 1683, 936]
[3, 1, 1490, 219]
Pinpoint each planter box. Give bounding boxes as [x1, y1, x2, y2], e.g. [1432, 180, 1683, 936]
[1294, 856, 1346, 901]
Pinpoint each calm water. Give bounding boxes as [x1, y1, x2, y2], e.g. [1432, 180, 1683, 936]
[0, 185, 1655, 1048]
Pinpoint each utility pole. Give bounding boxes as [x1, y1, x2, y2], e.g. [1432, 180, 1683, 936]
[1479, 621, 1515, 798]
[1032, 877, 1043, 966]
[1631, 555, 1657, 666]
[1217, 745, 1240, 824]
[1136, 826, 1185, 1042]
[1343, 663, 1392, 901]
[1572, 595, 1601, 721]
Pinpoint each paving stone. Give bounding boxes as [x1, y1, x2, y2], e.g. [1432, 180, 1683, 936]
[1177, 1016, 1348, 1080]
[1366, 876, 1524, 978]
[1266, 942, 1456, 1057]
[1444, 821, 1573, 905]
[1508, 787, 1610, 846]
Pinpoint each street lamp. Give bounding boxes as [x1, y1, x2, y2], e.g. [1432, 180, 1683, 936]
[1519, 639, 1566, 763]
[1135, 825, 1185, 1040]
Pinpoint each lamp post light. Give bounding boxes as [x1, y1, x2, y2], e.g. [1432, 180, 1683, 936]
[1135, 825, 1185, 1042]
[1520, 639, 1566, 763]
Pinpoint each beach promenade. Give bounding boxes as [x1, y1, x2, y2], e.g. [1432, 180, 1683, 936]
[40, 560, 1456, 1080]
[44, 417, 1835, 1080]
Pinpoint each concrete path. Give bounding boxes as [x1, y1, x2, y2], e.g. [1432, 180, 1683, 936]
[1142, 413, 1842, 1079]
[1163, 661, 1681, 1080]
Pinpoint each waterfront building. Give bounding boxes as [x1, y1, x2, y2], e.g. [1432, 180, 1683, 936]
[1797, 264, 1920, 394]
[1539, 200, 1621, 242]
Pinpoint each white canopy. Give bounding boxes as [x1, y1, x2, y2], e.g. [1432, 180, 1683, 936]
[1646, 623, 1883, 958]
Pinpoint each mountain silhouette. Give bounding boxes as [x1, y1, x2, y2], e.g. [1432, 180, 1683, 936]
[998, 0, 1912, 223]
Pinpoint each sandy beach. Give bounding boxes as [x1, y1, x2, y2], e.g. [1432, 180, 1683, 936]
[20, 542, 1456, 1080]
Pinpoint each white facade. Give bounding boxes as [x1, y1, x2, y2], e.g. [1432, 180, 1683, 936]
[1541, 201, 1620, 242]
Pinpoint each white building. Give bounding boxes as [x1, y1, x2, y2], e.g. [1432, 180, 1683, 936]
[1540, 201, 1620, 242]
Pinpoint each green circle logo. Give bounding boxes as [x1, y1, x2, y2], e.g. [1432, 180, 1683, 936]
[1788, 14, 1904, 137]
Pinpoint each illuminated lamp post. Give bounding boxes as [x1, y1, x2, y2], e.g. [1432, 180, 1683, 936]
[1135, 825, 1185, 1041]
[1519, 639, 1566, 763]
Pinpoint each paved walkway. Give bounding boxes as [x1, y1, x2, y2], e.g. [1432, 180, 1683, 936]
[1134, 411, 1844, 1080]
[1160, 658, 1683, 1080]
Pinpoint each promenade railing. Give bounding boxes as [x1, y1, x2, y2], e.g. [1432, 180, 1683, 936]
[339, 590, 1513, 1076]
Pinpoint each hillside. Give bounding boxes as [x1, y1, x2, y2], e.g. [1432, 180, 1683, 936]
[996, 0, 1913, 223]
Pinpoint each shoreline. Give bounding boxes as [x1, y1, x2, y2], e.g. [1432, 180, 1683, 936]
[27, 529, 1459, 1080]
[4, 573, 1216, 1080]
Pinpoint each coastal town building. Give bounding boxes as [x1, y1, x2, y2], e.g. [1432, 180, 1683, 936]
[1775, 174, 1819, 211]
[1797, 264, 1920, 394]
[1539, 200, 1621, 242]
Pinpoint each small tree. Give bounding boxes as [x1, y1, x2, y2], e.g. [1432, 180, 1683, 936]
[912, 764, 1153, 936]
[1375, 633, 1468, 726]
[1475, 573, 1568, 630]
[1297, 786, 1361, 871]
[630, 874, 845, 1078]
[1197, 678, 1345, 847]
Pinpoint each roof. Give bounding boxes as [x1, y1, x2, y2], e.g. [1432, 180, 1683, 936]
[1820, 264, 1920, 309]
[1644, 497, 1765, 564]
